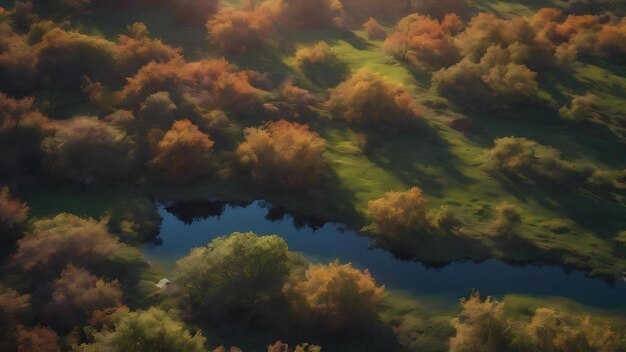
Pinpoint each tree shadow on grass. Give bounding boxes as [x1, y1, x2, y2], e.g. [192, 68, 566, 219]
[228, 47, 295, 85]
[300, 61, 350, 89]
[365, 125, 473, 198]
[492, 173, 626, 238]
[462, 108, 626, 169]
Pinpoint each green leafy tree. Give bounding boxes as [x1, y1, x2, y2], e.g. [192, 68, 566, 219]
[77, 308, 207, 352]
[174, 232, 292, 314]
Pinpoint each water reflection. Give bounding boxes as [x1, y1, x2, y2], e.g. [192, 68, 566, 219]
[145, 200, 626, 309]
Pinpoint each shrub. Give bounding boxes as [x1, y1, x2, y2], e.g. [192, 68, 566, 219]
[77, 308, 207, 352]
[559, 93, 599, 121]
[525, 308, 622, 352]
[26, 20, 55, 45]
[586, 168, 626, 190]
[284, 261, 384, 331]
[267, 341, 321, 352]
[384, 13, 460, 68]
[428, 205, 461, 234]
[195, 109, 238, 145]
[237, 120, 327, 189]
[116, 22, 182, 77]
[450, 292, 515, 352]
[362, 18, 387, 40]
[9, 1, 38, 31]
[16, 325, 60, 352]
[0, 286, 30, 351]
[432, 57, 539, 110]
[0, 93, 37, 131]
[363, 187, 430, 238]
[0, 19, 38, 95]
[492, 202, 522, 236]
[36, 28, 118, 91]
[454, 13, 546, 66]
[0, 185, 29, 232]
[12, 213, 125, 274]
[148, 119, 214, 184]
[137, 91, 178, 131]
[121, 59, 267, 115]
[207, 7, 273, 55]
[174, 232, 292, 315]
[263, 0, 344, 29]
[295, 41, 338, 66]
[484, 137, 538, 174]
[327, 68, 424, 130]
[279, 80, 317, 110]
[42, 116, 135, 184]
[530, 9, 626, 62]
[484, 137, 584, 183]
[46, 265, 122, 332]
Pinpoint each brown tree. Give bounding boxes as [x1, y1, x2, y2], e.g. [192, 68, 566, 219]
[384, 13, 461, 68]
[12, 213, 125, 273]
[36, 28, 118, 90]
[284, 261, 385, 331]
[363, 18, 387, 40]
[46, 264, 122, 332]
[116, 22, 182, 77]
[206, 7, 273, 55]
[327, 68, 424, 130]
[149, 119, 215, 184]
[237, 120, 327, 189]
[0, 185, 29, 231]
[42, 116, 135, 184]
[16, 325, 61, 352]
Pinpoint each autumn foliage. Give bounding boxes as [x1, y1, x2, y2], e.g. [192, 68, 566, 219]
[0, 185, 29, 231]
[16, 325, 61, 352]
[77, 308, 207, 352]
[237, 120, 327, 189]
[362, 18, 386, 40]
[327, 68, 424, 130]
[295, 41, 338, 66]
[364, 187, 430, 238]
[384, 13, 461, 68]
[120, 58, 267, 115]
[116, 22, 182, 77]
[46, 265, 122, 332]
[284, 261, 384, 331]
[36, 28, 118, 90]
[484, 137, 584, 183]
[149, 119, 214, 184]
[263, 0, 344, 29]
[207, 7, 274, 55]
[12, 213, 125, 274]
[559, 93, 600, 121]
[450, 292, 625, 352]
[42, 116, 135, 184]
[449, 292, 514, 352]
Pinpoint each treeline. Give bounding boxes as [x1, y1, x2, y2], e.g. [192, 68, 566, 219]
[1, 198, 624, 351]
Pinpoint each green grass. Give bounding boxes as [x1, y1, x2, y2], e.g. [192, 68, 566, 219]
[9, 0, 624, 292]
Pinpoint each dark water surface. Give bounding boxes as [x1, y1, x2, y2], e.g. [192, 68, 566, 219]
[143, 200, 626, 309]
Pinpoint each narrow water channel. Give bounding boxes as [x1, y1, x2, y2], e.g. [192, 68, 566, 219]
[143, 200, 626, 309]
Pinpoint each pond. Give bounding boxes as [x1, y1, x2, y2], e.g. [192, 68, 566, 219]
[143, 200, 626, 309]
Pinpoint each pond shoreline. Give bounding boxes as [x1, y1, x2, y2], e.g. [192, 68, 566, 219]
[144, 199, 626, 309]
